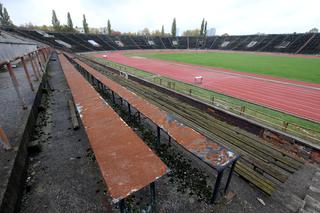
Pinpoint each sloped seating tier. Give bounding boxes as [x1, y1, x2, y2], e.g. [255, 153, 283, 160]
[7, 28, 320, 54]
[58, 54, 167, 203]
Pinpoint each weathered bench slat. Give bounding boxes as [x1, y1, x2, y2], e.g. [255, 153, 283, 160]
[59, 54, 167, 203]
[157, 96, 302, 171]
[141, 95, 290, 182]
[235, 162, 275, 195]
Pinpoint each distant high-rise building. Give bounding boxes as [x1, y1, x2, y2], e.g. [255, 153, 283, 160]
[176, 28, 180, 36]
[75, 27, 85, 33]
[99, 27, 107, 34]
[207, 28, 216, 36]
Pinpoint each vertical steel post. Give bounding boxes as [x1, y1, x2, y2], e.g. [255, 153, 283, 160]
[224, 160, 238, 194]
[97, 82, 101, 91]
[38, 50, 44, 64]
[100, 82, 104, 92]
[211, 171, 224, 203]
[137, 111, 140, 122]
[6, 63, 27, 109]
[119, 199, 125, 213]
[128, 103, 132, 120]
[150, 182, 156, 212]
[41, 49, 47, 63]
[21, 57, 34, 91]
[28, 53, 40, 80]
[103, 85, 107, 94]
[283, 121, 289, 132]
[91, 75, 94, 84]
[112, 91, 115, 103]
[44, 48, 49, 60]
[42, 48, 47, 59]
[36, 51, 44, 73]
[33, 52, 42, 76]
[156, 126, 161, 149]
[46, 48, 50, 61]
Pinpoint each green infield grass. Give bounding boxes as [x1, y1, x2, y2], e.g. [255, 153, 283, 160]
[127, 51, 320, 84]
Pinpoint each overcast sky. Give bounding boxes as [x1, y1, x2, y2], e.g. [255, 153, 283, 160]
[2, 0, 320, 35]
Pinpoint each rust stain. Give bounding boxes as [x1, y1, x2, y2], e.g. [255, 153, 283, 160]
[74, 58, 238, 171]
[58, 54, 167, 203]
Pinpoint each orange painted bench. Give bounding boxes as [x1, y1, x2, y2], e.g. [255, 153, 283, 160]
[58, 54, 167, 211]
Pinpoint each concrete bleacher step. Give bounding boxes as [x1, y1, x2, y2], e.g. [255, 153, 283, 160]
[302, 195, 320, 213]
[299, 208, 317, 213]
[298, 168, 320, 213]
[306, 186, 320, 201]
[283, 193, 305, 212]
[311, 171, 320, 188]
[306, 170, 320, 199]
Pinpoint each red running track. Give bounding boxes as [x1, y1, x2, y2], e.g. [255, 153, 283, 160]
[94, 51, 320, 122]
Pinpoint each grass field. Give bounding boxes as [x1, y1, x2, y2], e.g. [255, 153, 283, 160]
[128, 52, 320, 84]
[90, 56, 320, 144]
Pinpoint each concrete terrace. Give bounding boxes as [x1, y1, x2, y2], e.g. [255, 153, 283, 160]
[0, 28, 320, 212]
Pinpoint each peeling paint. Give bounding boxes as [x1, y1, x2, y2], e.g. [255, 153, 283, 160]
[76, 103, 83, 118]
[99, 96, 109, 106]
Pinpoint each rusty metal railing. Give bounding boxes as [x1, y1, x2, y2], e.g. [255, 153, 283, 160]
[0, 46, 52, 109]
[0, 46, 52, 151]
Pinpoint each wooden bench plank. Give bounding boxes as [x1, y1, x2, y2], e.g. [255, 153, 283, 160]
[58, 54, 167, 203]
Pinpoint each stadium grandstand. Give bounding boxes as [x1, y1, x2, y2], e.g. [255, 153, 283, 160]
[1, 1, 320, 213]
[3, 27, 320, 54]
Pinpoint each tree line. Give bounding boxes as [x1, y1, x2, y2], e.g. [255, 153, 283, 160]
[0, 2, 202, 36]
[0, 4, 207, 37]
[50, 10, 178, 36]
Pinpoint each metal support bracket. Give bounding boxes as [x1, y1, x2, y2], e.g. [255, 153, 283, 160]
[211, 170, 224, 203]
